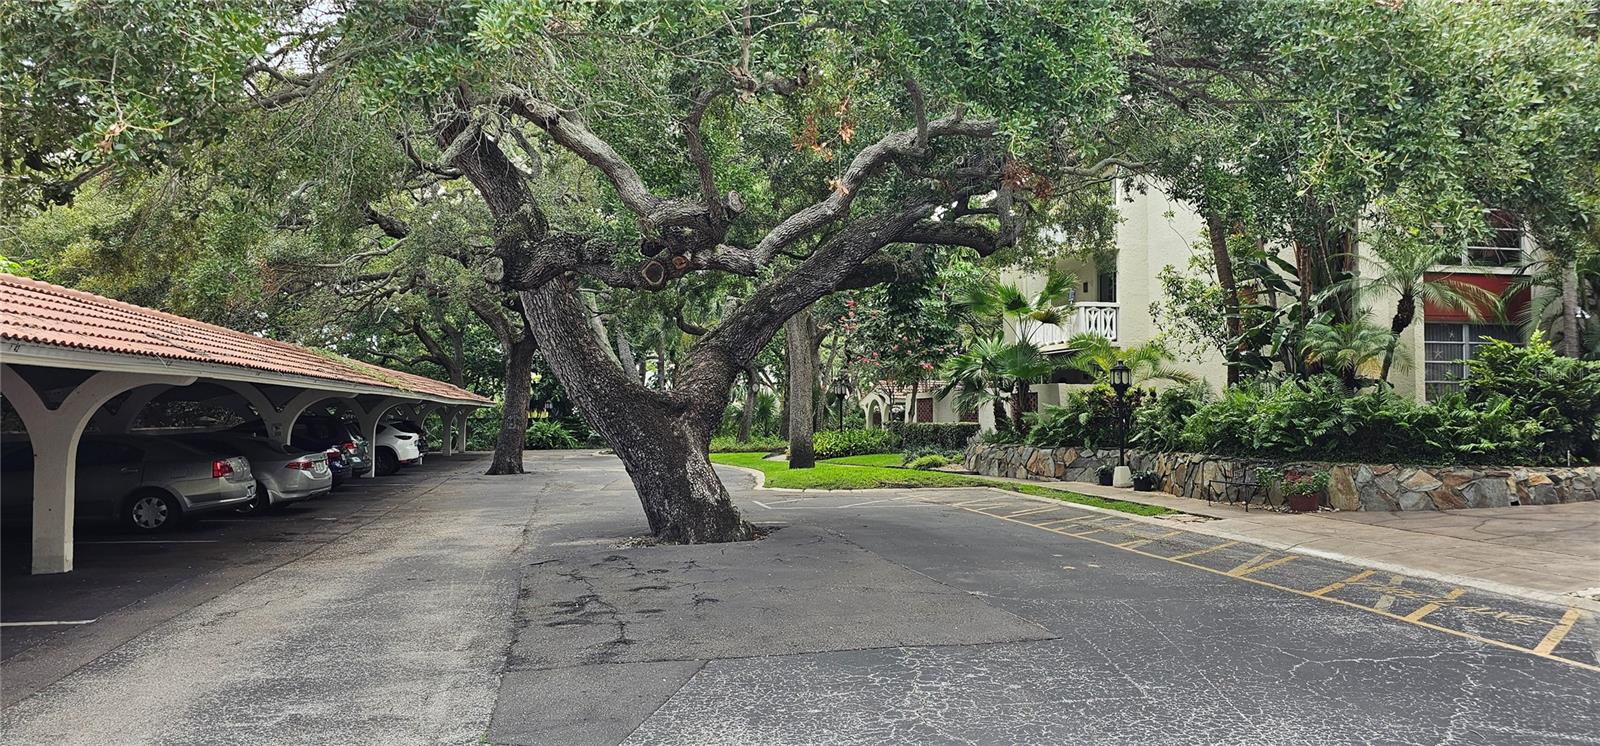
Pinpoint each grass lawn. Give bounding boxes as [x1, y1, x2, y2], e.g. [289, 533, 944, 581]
[708, 452, 1170, 517]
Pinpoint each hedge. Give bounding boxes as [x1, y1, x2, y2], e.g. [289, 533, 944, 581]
[887, 422, 981, 451]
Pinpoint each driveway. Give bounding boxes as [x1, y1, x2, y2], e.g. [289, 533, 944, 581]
[4, 451, 1597, 745]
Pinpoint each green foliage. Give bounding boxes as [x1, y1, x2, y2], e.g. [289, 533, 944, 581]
[905, 454, 954, 470]
[900, 443, 961, 465]
[1132, 385, 1207, 453]
[1256, 467, 1328, 497]
[812, 428, 900, 460]
[709, 435, 787, 454]
[1025, 386, 1131, 450]
[1462, 334, 1600, 462]
[1179, 375, 1555, 465]
[888, 422, 980, 451]
[525, 420, 579, 450]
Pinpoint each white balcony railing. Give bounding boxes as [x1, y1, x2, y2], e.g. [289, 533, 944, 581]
[1025, 302, 1119, 349]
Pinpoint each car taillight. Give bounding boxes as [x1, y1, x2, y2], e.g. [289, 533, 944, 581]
[285, 459, 315, 471]
[213, 459, 234, 479]
[342, 441, 357, 452]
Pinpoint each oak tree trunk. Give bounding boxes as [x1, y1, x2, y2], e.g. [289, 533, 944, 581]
[786, 310, 818, 468]
[1204, 209, 1243, 384]
[520, 278, 753, 541]
[486, 336, 536, 475]
[737, 366, 758, 442]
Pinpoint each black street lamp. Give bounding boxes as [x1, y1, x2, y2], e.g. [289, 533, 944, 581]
[1109, 360, 1132, 485]
[833, 374, 850, 430]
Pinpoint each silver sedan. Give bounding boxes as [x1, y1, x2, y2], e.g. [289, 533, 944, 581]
[171, 434, 332, 514]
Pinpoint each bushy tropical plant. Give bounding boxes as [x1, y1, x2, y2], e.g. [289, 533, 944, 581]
[1463, 333, 1600, 462]
[889, 423, 981, 451]
[1025, 385, 1133, 450]
[1132, 385, 1208, 453]
[525, 420, 580, 450]
[901, 444, 962, 465]
[1064, 334, 1196, 387]
[906, 454, 955, 470]
[813, 428, 900, 460]
[1299, 319, 1393, 391]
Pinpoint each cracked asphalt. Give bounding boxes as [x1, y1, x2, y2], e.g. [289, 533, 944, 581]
[4, 450, 1597, 745]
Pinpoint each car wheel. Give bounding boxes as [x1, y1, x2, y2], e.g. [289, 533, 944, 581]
[375, 448, 399, 477]
[234, 481, 271, 515]
[123, 491, 181, 532]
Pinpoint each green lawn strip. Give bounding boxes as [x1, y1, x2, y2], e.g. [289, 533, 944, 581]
[819, 453, 905, 468]
[709, 452, 1171, 517]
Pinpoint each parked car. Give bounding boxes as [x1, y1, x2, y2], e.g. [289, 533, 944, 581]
[231, 415, 370, 477]
[374, 423, 422, 476]
[325, 446, 353, 487]
[168, 434, 332, 514]
[0, 434, 255, 532]
[389, 419, 430, 453]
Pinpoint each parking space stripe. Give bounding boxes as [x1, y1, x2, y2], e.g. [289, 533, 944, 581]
[79, 540, 220, 544]
[1168, 541, 1238, 560]
[1, 619, 97, 627]
[1228, 554, 1295, 578]
[1534, 608, 1584, 655]
[954, 504, 1600, 674]
[1119, 530, 1181, 549]
[1033, 515, 1098, 528]
[1401, 588, 1465, 622]
[1311, 569, 1374, 597]
[1000, 506, 1062, 519]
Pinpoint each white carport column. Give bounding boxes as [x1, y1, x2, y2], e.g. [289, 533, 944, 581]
[1, 366, 196, 574]
[454, 408, 469, 453]
[437, 406, 456, 457]
[353, 397, 407, 477]
[271, 389, 354, 446]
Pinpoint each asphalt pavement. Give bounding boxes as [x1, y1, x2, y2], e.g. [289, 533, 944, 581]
[3, 450, 1596, 745]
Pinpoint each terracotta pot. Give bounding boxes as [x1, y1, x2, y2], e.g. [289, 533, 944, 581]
[1287, 492, 1320, 513]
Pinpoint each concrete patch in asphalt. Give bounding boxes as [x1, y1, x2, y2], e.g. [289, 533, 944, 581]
[490, 661, 704, 746]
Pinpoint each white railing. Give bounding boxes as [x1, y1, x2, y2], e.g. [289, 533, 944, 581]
[1024, 303, 1119, 348]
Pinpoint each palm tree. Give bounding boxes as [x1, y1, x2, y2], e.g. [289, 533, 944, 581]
[962, 270, 1075, 346]
[1333, 240, 1502, 383]
[1300, 320, 1393, 391]
[1063, 333, 1197, 387]
[937, 337, 1056, 434]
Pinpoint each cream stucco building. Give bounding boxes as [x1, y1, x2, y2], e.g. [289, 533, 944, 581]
[860, 178, 1534, 430]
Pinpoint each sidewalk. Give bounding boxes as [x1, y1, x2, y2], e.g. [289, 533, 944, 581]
[983, 475, 1600, 611]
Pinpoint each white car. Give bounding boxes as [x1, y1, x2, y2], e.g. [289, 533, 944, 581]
[374, 423, 422, 476]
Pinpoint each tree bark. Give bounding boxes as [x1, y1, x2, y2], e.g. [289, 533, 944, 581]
[1561, 259, 1581, 357]
[486, 335, 536, 475]
[520, 277, 753, 541]
[906, 378, 919, 423]
[737, 366, 758, 442]
[786, 309, 819, 468]
[1010, 379, 1029, 434]
[1380, 290, 1415, 384]
[1204, 208, 1243, 384]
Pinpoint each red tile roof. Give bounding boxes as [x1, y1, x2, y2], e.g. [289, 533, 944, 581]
[0, 273, 489, 404]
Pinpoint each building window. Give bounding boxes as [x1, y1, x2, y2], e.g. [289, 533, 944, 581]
[1097, 272, 1117, 303]
[1424, 323, 1518, 398]
[1439, 210, 1525, 268]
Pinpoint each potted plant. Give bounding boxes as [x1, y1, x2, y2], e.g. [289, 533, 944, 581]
[1096, 463, 1116, 486]
[1258, 467, 1326, 513]
[1131, 469, 1159, 492]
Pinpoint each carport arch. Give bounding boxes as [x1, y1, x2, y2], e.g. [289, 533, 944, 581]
[1, 365, 197, 574]
[353, 397, 409, 477]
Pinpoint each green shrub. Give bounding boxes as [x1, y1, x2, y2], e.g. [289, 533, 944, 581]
[709, 435, 787, 453]
[906, 454, 954, 470]
[1463, 334, 1600, 462]
[901, 444, 961, 465]
[525, 419, 579, 450]
[1132, 385, 1207, 453]
[1025, 386, 1135, 449]
[888, 422, 981, 450]
[813, 428, 900, 459]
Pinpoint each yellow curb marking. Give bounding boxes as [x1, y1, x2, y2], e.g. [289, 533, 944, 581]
[1310, 569, 1375, 597]
[1168, 541, 1239, 561]
[955, 506, 1600, 674]
[1534, 608, 1584, 655]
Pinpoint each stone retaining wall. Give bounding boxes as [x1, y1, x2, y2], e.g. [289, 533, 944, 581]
[964, 441, 1600, 511]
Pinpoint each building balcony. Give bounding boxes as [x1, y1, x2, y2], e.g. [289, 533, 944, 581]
[1026, 302, 1119, 349]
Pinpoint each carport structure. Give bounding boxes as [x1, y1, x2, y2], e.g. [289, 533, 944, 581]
[0, 273, 492, 575]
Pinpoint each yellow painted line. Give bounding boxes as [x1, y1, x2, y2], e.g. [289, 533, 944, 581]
[1403, 588, 1465, 622]
[1374, 574, 1407, 612]
[1229, 555, 1296, 578]
[1310, 569, 1375, 597]
[952, 498, 1005, 508]
[1033, 515, 1098, 529]
[1224, 551, 1273, 576]
[1119, 530, 1182, 549]
[956, 506, 1600, 674]
[1167, 541, 1239, 561]
[1534, 608, 1584, 655]
[1001, 506, 1063, 519]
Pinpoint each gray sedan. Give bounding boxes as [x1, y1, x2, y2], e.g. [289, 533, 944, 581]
[0, 434, 255, 532]
[171, 433, 332, 514]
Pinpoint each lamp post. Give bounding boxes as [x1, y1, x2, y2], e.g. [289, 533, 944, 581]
[832, 374, 850, 430]
[1109, 360, 1133, 488]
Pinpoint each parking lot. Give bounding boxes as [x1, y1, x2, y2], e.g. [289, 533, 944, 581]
[0, 452, 490, 707]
